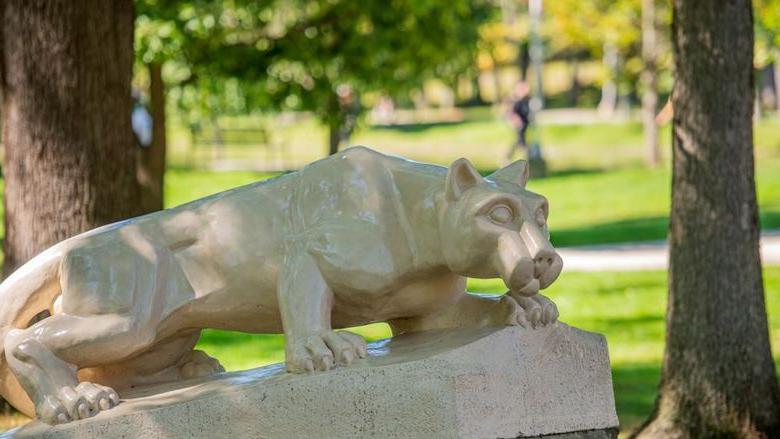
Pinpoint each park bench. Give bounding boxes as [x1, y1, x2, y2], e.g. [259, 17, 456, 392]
[189, 124, 290, 172]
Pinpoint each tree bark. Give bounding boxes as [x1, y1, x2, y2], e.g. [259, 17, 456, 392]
[0, 0, 4, 109]
[1, 0, 142, 277]
[137, 62, 167, 213]
[775, 54, 780, 115]
[641, 0, 659, 168]
[0, 0, 7, 418]
[635, 1, 780, 436]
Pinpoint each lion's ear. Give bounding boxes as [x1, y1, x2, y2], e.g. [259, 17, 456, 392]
[445, 158, 482, 201]
[487, 160, 529, 188]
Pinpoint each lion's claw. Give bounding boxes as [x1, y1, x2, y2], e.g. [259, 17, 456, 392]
[505, 293, 559, 329]
[286, 330, 367, 373]
[37, 382, 120, 425]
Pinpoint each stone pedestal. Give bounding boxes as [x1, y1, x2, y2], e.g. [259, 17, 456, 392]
[4, 323, 618, 438]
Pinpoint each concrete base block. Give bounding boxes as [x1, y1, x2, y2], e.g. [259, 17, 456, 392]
[5, 323, 619, 438]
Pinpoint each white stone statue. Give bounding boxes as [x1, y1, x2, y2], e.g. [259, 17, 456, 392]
[0, 147, 562, 425]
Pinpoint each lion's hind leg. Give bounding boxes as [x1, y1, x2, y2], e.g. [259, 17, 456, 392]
[178, 349, 225, 379]
[80, 330, 225, 390]
[4, 313, 156, 424]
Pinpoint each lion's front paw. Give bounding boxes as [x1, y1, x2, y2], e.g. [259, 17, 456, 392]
[285, 330, 367, 373]
[505, 293, 559, 329]
[37, 382, 120, 425]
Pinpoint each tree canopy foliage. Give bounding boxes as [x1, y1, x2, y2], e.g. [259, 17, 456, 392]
[136, 0, 494, 151]
[755, 0, 780, 66]
[134, 0, 779, 148]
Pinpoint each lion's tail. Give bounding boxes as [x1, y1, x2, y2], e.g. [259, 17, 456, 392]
[0, 247, 63, 417]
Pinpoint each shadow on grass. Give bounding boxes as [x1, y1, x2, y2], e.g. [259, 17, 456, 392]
[762, 210, 780, 230]
[591, 315, 665, 327]
[369, 119, 470, 133]
[551, 210, 780, 248]
[477, 166, 606, 180]
[550, 211, 780, 247]
[198, 330, 284, 348]
[551, 216, 669, 248]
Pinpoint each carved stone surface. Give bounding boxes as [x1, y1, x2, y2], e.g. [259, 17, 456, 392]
[4, 323, 618, 439]
[0, 147, 566, 424]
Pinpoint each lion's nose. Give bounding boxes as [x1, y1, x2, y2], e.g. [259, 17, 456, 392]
[533, 248, 557, 278]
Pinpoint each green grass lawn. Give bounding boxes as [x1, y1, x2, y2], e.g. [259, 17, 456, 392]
[166, 158, 780, 248]
[168, 108, 780, 173]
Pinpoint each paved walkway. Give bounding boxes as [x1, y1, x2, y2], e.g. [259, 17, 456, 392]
[558, 231, 780, 272]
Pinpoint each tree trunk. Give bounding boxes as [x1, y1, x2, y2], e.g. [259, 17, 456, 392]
[568, 59, 580, 107]
[328, 119, 341, 156]
[518, 40, 530, 81]
[1, 0, 142, 277]
[528, 0, 544, 112]
[470, 72, 485, 105]
[635, 1, 780, 436]
[0, 0, 3, 109]
[137, 62, 167, 213]
[490, 54, 502, 102]
[0, 0, 8, 418]
[641, 0, 659, 167]
[775, 54, 780, 115]
[0, 2, 12, 420]
[758, 63, 776, 113]
[597, 42, 619, 118]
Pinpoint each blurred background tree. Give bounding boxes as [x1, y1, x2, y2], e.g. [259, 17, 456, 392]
[755, 0, 780, 117]
[137, 0, 493, 159]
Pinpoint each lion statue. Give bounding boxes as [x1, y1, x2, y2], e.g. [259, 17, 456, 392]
[0, 147, 562, 425]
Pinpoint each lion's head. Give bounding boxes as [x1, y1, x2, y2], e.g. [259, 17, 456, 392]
[438, 158, 562, 296]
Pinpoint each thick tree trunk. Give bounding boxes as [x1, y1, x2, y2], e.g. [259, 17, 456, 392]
[1, 0, 142, 277]
[0, 0, 8, 418]
[635, 1, 780, 437]
[0, 0, 3, 109]
[137, 62, 167, 213]
[641, 0, 659, 167]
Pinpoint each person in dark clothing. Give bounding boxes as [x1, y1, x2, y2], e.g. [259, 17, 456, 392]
[506, 81, 531, 160]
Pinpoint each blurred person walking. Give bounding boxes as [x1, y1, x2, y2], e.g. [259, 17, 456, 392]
[506, 81, 532, 160]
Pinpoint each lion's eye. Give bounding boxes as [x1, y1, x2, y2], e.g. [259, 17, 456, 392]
[488, 205, 513, 224]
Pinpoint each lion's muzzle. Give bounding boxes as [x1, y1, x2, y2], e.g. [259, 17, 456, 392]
[494, 222, 562, 296]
